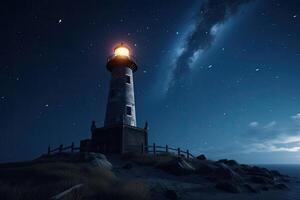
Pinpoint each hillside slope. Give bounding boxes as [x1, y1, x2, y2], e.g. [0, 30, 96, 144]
[0, 152, 292, 200]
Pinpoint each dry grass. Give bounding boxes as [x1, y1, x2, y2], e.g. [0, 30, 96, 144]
[0, 156, 150, 200]
[0, 161, 83, 200]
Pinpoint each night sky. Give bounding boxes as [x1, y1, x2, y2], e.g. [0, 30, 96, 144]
[2, 0, 300, 164]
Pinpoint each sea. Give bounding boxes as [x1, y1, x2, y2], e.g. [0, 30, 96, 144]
[259, 164, 300, 200]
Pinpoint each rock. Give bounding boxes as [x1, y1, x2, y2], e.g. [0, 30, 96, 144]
[195, 162, 217, 175]
[164, 189, 178, 200]
[217, 159, 238, 166]
[122, 163, 133, 170]
[282, 177, 290, 183]
[270, 170, 282, 177]
[89, 153, 112, 170]
[217, 159, 228, 163]
[196, 154, 207, 160]
[261, 186, 269, 191]
[215, 163, 242, 182]
[88, 152, 107, 160]
[243, 184, 260, 193]
[244, 166, 274, 180]
[274, 183, 289, 190]
[226, 160, 238, 165]
[250, 175, 273, 184]
[215, 181, 241, 193]
[158, 157, 195, 175]
[196, 164, 216, 175]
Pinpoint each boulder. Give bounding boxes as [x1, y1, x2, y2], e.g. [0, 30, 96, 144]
[261, 186, 269, 191]
[87, 152, 107, 160]
[164, 189, 178, 200]
[89, 153, 112, 170]
[250, 175, 273, 184]
[270, 170, 283, 177]
[195, 162, 217, 175]
[196, 154, 207, 160]
[243, 166, 274, 180]
[158, 157, 195, 175]
[274, 183, 289, 190]
[217, 159, 238, 166]
[215, 163, 242, 182]
[243, 184, 260, 193]
[215, 181, 241, 193]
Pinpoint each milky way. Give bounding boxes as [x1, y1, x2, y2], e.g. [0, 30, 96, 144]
[166, 0, 253, 94]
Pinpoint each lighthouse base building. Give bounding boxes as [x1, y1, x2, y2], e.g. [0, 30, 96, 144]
[86, 125, 147, 154]
[80, 44, 148, 154]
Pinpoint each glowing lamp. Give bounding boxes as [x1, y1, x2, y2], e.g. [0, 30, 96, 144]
[114, 46, 130, 57]
[107, 43, 137, 72]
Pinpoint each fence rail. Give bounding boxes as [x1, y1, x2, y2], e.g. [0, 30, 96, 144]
[48, 142, 80, 154]
[47, 142, 195, 159]
[141, 143, 195, 159]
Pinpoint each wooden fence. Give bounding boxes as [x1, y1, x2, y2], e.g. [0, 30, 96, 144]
[142, 143, 195, 159]
[48, 142, 195, 158]
[47, 142, 80, 154]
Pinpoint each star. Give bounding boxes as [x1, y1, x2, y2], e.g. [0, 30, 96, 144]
[176, 31, 179, 35]
[45, 104, 49, 107]
[58, 19, 62, 24]
[255, 68, 260, 72]
[293, 15, 297, 18]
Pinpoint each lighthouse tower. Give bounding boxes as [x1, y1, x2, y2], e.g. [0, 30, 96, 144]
[104, 44, 137, 126]
[81, 43, 148, 154]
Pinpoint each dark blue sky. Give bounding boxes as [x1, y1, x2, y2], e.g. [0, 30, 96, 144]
[1, 0, 300, 163]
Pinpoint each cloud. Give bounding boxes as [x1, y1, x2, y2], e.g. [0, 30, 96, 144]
[263, 121, 276, 129]
[243, 115, 300, 153]
[165, 0, 253, 93]
[248, 121, 258, 128]
[291, 113, 300, 122]
[197, 113, 300, 158]
[246, 142, 300, 153]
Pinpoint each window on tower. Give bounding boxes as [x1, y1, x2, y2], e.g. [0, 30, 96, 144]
[126, 106, 132, 116]
[126, 75, 131, 84]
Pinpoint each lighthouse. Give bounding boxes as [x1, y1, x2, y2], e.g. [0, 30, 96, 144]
[104, 44, 137, 126]
[81, 43, 148, 154]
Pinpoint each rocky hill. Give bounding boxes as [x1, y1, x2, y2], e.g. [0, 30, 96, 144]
[0, 152, 292, 200]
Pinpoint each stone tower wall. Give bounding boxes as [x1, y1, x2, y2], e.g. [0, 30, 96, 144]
[104, 66, 136, 126]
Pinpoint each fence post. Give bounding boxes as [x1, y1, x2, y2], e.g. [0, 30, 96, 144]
[71, 142, 74, 153]
[187, 150, 189, 159]
[153, 143, 156, 156]
[59, 144, 63, 153]
[166, 145, 168, 153]
[48, 145, 51, 154]
[177, 148, 180, 157]
[141, 143, 144, 154]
